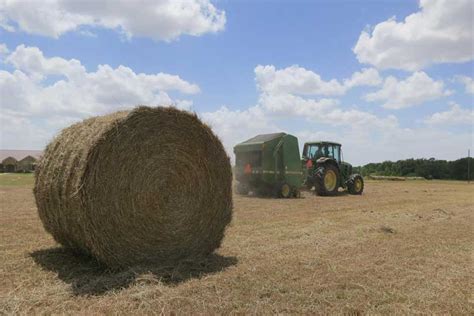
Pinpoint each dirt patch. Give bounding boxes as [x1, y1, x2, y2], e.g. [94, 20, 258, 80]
[380, 225, 396, 234]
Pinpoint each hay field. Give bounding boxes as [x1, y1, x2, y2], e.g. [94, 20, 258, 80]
[1, 174, 473, 314]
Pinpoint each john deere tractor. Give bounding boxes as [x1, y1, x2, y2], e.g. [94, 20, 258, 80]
[302, 141, 364, 196]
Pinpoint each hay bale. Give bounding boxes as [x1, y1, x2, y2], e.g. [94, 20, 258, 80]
[34, 106, 232, 268]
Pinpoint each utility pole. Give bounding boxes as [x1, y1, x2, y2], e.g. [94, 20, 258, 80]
[468, 149, 471, 183]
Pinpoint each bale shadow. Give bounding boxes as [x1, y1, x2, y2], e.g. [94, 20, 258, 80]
[30, 247, 237, 296]
[303, 189, 350, 197]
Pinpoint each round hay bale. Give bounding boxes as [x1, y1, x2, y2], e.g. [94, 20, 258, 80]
[34, 106, 232, 268]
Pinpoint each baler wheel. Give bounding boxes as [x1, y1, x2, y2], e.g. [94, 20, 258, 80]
[281, 183, 292, 198]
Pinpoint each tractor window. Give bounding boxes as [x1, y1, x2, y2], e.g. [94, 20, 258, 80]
[305, 144, 321, 159]
[327, 146, 334, 159]
[333, 145, 341, 162]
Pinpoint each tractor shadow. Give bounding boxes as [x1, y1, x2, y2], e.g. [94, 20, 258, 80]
[329, 190, 351, 197]
[30, 247, 237, 296]
[308, 188, 352, 197]
[238, 190, 350, 199]
[241, 193, 284, 199]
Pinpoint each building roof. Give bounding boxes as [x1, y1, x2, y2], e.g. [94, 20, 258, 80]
[0, 150, 43, 162]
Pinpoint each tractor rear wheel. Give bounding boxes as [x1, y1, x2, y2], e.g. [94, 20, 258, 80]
[347, 174, 364, 195]
[314, 164, 340, 196]
[236, 182, 249, 195]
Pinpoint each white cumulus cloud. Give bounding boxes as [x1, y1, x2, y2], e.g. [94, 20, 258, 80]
[201, 106, 277, 157]
[0, 43, 9, 55]
[255, 65, 396, 127]
[455, 75, 474, 94]
[255, 65, 382, 97]
[255, 65, 346, 96]
[343, 68, 383, 89]
[353, 0, 473, 71]
[0, 0, 226, 41]
[199, 65, 393, 160]
[6, 45, 86, 80]
[258, 93, 338, 117]
[365, 71, 451, 109]
[0, 44, 199, 149]
[424, 102, 474, 125]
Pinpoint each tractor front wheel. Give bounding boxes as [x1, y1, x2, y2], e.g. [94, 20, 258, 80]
[314, 164, 340, 196]
[347, 174, 364, 195]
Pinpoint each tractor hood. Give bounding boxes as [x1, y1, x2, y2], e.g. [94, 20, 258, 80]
[340, 161, 352, 168]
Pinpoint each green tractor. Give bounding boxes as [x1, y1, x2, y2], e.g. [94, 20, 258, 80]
[302, 141, 364, 196]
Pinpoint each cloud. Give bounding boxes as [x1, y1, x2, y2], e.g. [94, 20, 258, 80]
[258, 92, 397, 129]
[4, 45, 200, 96]
[1, 56, 198, 118]
[255, 65, 382, 97]
[6, 45, 86, 80]
[455, 75, 474, 94]
[245, 64, 468, 164]
[255, 65, 346, 96]
[1, 48, 470, 165]
[321, 108, 398, 129]
[246, 64, 400, 147]
[353, 0, 473, 71]
[201, 106, 277, 157]
[373, 128, 473, 163]
[255, 65, 396, 127]
[424, 102, 474, 125]
[365, 71, 451, 109]
[0, 0, 226, 41]
[343, 68, 382, 88]
[201, 65, 392, 161]
[0, 43, 9, 55]
[295, 123, 473, 166]
[258, 92, 338, 116]
[0, 111, 51, 149]
[0, 44, 199, 149]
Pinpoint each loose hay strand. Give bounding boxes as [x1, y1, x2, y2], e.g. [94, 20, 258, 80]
[34, 106, 233, 268]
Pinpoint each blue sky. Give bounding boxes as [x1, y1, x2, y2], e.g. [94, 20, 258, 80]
[0, 0, 472, 164]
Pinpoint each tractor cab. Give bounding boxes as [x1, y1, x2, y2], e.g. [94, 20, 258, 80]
[302, 141, 364, 196]
[302, 141, 341, 163]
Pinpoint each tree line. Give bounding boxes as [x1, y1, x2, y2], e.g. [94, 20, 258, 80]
[354, 157, 474, 180]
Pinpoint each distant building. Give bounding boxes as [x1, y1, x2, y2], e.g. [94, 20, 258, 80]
[0, 150, 43, 173]
[18, 155, 38, 172]
[1, 157, 18, 173]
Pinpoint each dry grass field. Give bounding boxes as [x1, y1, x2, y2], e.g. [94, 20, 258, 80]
[1, 173, 473, 314]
